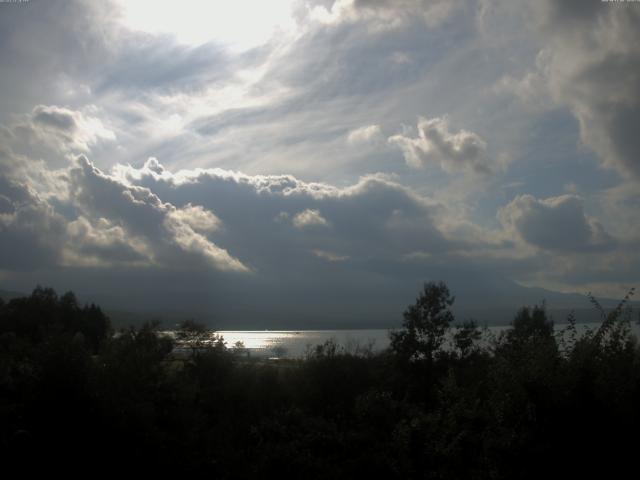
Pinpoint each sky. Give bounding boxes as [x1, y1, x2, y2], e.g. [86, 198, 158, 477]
[0, 0, 638, 326]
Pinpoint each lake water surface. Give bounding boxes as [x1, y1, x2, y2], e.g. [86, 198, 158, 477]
[215, 322, 640, 358]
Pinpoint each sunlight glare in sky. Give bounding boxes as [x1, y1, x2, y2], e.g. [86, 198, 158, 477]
[116, 0, 298, 49]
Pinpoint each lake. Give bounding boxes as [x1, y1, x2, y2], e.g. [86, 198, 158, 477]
[217, 329, 390, 358]
[215, 322, 640, 358]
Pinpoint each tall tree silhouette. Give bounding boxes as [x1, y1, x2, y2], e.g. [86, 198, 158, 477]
[390, 281, 455, 362]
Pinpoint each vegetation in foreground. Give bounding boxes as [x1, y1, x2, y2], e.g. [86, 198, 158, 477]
[0, 283, 638, 478]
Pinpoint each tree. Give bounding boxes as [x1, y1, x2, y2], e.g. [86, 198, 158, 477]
[390, 281, 455, 362]
[453, 320, 482, 359]
[82, 303, 111, 353]
[505, 304, 554, 346]
[176, 319, 225, 359]
[496, 303, 559, 391]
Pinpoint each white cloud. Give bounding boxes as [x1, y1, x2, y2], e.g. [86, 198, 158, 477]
[292, 208, 329, 228]
[163, 213, 248, 272]
[27, 104, 116, 152]
[493, 50, 554, 110]
[70, 156, 249, 272]
[309, 0, 462, 29]
[166, 203, 221, 234]
[63, 216, 153, 268]
[312, 249, 349, 262]
[388, 116, 490, 174]
[347, 124, 382, 144]
[116, 0, 297, 49]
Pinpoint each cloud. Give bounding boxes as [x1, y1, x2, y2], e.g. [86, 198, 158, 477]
[104, 159, 459, 274]
[63, 216, 153, 268]
[0, 142, 636, 319]
[0, 0, 481, 184]
[310, 0, 463, 29]
[69, 156, 249, 272]
[347, 124, 382, 144]
[166, 203, 221, 234]
[2, 148, 495, 321]
[33, 105, 78, 131]
[388, 116, 490, 174]
[0, 151, 249, 274]
[0, 1, 115, 116]
[493, 51, 554, 110]
[93, 35, 238, 95]
[312, 249, 349, 262]
[0, 175, 66, 270]
[527, 0, 640, 178]
[292, 208, 330, 228]
[163, 213, 247, 272]
[0, 0, 637, 308]
[498, 194, 615, 253]
[11, 105, 116, 154]
[34, 105, 116, 150]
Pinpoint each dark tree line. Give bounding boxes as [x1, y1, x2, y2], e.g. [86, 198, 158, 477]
[0, 282, 638, 477]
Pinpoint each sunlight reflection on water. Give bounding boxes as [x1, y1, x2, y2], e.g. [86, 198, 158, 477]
[217, 330, 300, 350]
[216, 329, 389, 358]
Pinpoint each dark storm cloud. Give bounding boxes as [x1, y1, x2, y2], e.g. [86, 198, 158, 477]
[0, 175, 66, 270]
[498, 194, 615, 253]
[0, 151, 499, 325]
[32, 105, 78, 131]
[530, 0, 640, 178]
[114, 158, 453, 272]
[0, 146, 634, 321]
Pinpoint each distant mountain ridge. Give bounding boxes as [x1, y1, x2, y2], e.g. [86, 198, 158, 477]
[0, 289, 26, 302]
[1, 281, 636, 329]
